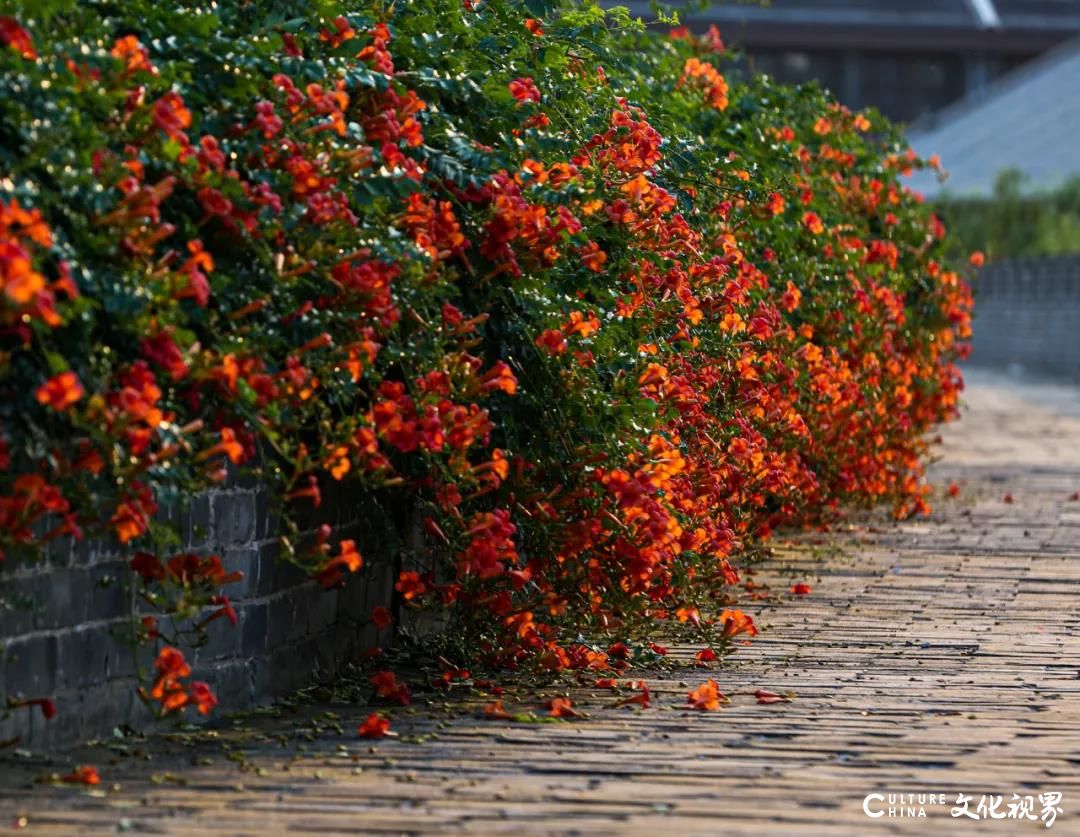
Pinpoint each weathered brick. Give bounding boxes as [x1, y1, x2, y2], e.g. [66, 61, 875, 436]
[85, 563, 129, 622]
[247, 653, 273, 700]
[4, 635, 60, 696]
[241, 602, 270, 656]
[284, 588, 311, 644]
[68, 680, 141, 743]
[336, 574, 367, 623]
[257, 543, 307, 596]
[254, 489, 272, 540]
[306, 634, 338, 679]
[59, 624, 114, 689]
[45, 535, 74, 568]
[106, 631, 154, 681]
[185, 493, 212, 548]
[365, 561, 395, 616]
[268, 642, 315, 694]
[203, 660, 252, 708]
[154, 495, 183, 529]
[0, 576, 42, 637]
[195, 610, 243, 662]
[307, 587, 339, 635]
[212, 491, 256, 545]
[223, 547, 259, 599]
[74, 535, 113, 566]
[32, 568, 77, 630]
[0, 705, 19, 751]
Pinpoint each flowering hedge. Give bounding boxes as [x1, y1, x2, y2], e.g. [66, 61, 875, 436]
[0, 0, 972, 719]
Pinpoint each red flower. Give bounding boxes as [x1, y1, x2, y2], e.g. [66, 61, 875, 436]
[535, 328, 567, 355]
[197, 187, 233, 217]
[790, 583, 812, 596]
[7, 696, 57, 720]
[616, 682, 650, 708]
[371, 671, 410, 705]
[719, 609, 757, 639]
[316, 539, 363, 588]
[0, 17, 36, 60]
[458, 509, 517, 579]
[546, 697, 580, 718]
[110, 484, 157, 544]
[189, 681, 218, 715]
[358, 712, 391, 738]
[483, 700, 513, 719]
[479, 361, 518, 395]
[206, 594, 238, 627]
[141, 331, 188, 380]
[357, 23, 394, 75]
[431, 668, 470, 690]
[687, 679, 723, 711]
[694, 648, 717, 664]
[144, 647, 218, 718]
[508, 77, 541, 104]
[151, 92, 192, 141]
[802, 211, 824, 234]
[286, 474, 322, 508]
[154, 647, 191, 680]
[371, 670, 396, 695]
[371, 605, 392, 630]
[781, 281, 802, 312]
[111, 35, 156, 75]
[320, 15, 356, 48]
[61, 765, 100, 785]
[578, 242, 607, 273]
[754, 689, 790, 704]
[525, 19, 544, 36]
[196, 428, 245, 465]
[131, 551, 165, 583]
[674, 606, 701, 628]
[141, 616, 160, 640]
[395, 570, 428, 600]
[35, 372, 84, 411]
[679, 58, 728, 110]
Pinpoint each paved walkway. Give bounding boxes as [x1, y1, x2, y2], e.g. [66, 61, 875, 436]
[3, 370, 1080, 835]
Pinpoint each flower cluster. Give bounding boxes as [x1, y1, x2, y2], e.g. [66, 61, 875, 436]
[138, 647, 217, 717]
[0, 0, 972, 716]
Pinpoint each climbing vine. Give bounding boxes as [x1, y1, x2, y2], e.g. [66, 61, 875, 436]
[0, 0, 972, 724]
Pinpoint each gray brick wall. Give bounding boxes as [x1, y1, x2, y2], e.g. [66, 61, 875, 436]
[970, 254, 1080, 380]
[0, 481, 397, 750]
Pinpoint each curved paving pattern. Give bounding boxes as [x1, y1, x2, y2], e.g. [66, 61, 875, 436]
[3, 370, 1080, 835]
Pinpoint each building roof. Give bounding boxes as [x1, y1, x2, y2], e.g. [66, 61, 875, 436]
[619, 0, 1080, 53]
[906, 36, 1080, 198]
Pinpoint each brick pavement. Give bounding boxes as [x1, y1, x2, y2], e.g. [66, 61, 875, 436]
[2, 369, 1079, 835]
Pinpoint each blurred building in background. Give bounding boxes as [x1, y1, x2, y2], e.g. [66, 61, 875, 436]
[906, 38, 1080, 198]
[623, 1, 1080, 125]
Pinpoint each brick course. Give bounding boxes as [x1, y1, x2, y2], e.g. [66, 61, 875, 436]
[970, 254, 1080, 380]
[0, 482, 396, 750]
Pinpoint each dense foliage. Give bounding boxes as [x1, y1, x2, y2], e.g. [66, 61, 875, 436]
[0, 0, 972, 720]
[938, 169, 1080, 261]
